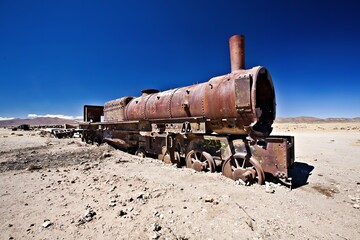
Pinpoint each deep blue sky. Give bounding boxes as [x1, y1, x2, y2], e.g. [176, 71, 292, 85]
[1, 0, 359, 119]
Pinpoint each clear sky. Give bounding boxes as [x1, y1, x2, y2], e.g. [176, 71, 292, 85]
[1, 0, 359, 120]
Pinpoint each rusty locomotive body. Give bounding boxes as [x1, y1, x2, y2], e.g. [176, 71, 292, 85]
[79, 35, 294, 185]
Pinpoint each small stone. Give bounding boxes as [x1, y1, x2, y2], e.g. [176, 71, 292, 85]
[168, 209, 173, 214]
[83, 165, 91, 171]
[84, 216, 93, 222]
[151, 222, 161, 231]
[152, 231, 161, 239]
[26, 164, 42, 171]
[108, 186, 117, 192]
[137, 192, 144, 199]
[8, 224, 13, 227]
[353, 204, 360, 209]
[102, 152, 112, 158]
[265, 182, 275, 194]
[205, 198, 214, 203]
[153, 210, 159, 217]
[348, 195, 357, 201]
[42, 220, 52, 228]
[76, 218, 86, 226]
[84, 207, 96, 218]
[118, 210, 127, 217]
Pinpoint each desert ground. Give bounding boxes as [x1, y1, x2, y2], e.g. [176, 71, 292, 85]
[0, 122, 359, 240]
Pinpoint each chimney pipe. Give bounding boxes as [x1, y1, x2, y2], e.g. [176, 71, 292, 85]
[229, 34, 245, 72]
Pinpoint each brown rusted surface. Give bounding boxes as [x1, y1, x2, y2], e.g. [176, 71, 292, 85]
[251, 136, 295, 179]
[104, 97, 134, 122]
[229, 34, 245, 71]
[203, 74, 237, 119]
[125, 94, 150, 120]
[145, 90, 174, 119]
[123, 66, 274, 136]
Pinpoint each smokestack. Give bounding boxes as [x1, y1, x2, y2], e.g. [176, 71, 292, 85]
[229, 34, 245, 72]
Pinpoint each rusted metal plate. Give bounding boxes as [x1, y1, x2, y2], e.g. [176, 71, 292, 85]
[251, 136, 295, 179]
[145, 90, 174, 119]
[235, 76, 251, 112]
[203, 75, 238, 119]
[125, 95, 149, 120]
[104, 97, 134, 122]
[170, 84, 206, 118]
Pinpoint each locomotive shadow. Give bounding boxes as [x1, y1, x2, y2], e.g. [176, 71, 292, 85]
[288, 162, 314, 189]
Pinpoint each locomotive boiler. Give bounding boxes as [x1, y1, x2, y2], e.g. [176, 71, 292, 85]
[79, 35, 294, 186]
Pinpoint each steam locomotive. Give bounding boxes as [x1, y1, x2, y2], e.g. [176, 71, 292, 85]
[79, 35, 294, 186]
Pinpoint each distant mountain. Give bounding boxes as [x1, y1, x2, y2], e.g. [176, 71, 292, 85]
[275, 116, 360, 123]
[1, 116, 359, 127]
[0, 117, 80, 127]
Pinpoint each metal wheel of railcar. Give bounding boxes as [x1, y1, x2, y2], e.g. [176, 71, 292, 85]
[185, 150, 215, 172]
[161, 147, 180, 164]
[222, 153, 265, 185]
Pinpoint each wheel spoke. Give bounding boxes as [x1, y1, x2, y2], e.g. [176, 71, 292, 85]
[241, 158, 246, 168]
[222, 153, 264, 185]
[234, 158, 240, 168]
[185, 150, 215, 172]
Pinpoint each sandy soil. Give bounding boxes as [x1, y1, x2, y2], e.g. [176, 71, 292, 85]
[0, 123, 359, 240]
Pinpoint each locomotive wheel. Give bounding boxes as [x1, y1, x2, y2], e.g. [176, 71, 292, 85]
[185, 150, 215, 172]
[161, 147, 180, 164]
[222, 153, 265, 185]
[162, 151, 172, 164]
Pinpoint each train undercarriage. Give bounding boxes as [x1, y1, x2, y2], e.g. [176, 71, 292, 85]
[79, 117, 294, 186]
